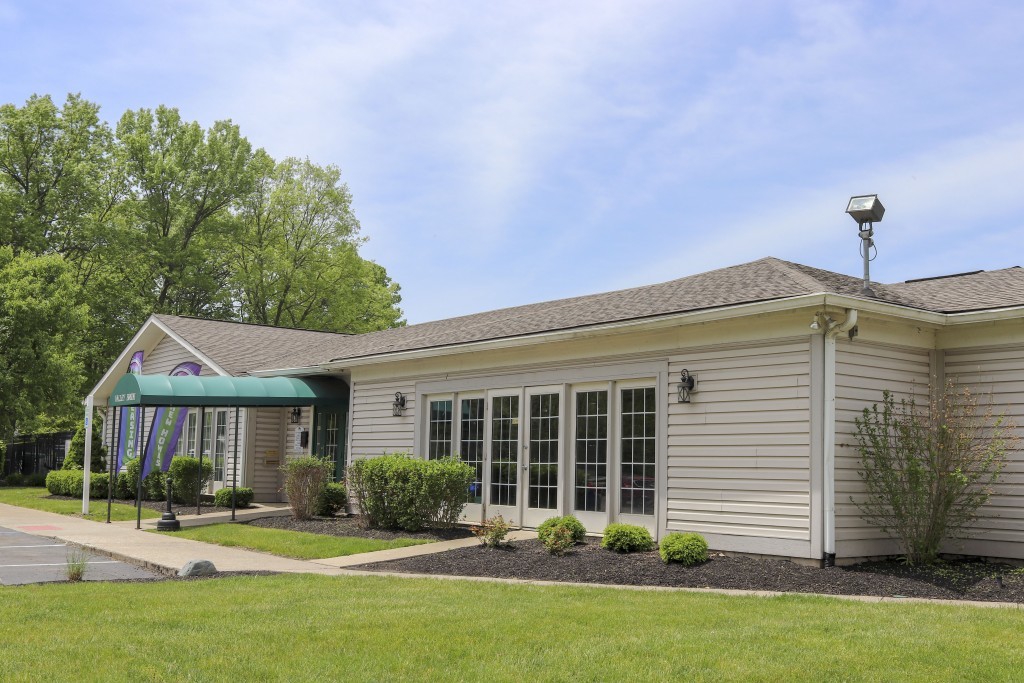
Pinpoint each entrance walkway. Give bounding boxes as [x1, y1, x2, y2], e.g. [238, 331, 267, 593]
[0, 502, 345, 576]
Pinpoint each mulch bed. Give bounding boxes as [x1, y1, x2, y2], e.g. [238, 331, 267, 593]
[246, 515, 475, 542]
[351, 538, 1024, 604]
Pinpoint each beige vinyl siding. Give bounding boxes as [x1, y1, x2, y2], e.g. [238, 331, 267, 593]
[248, 407, 285, 501]
[834, 340, 931, 559]
[350, 379, 416, 459]
[666, 339, 813, 557]
[284, 407, 313, 462]
[944, 345, 1024, 559]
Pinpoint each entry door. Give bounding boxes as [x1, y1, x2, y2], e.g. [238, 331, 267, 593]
[522, 386, 563, 528]
[313, 407, 347, 482]
[571, 386, 611, 532]
[485, 390, 522, 525]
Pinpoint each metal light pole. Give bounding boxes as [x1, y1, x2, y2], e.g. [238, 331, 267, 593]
[845, 194, 885, 296]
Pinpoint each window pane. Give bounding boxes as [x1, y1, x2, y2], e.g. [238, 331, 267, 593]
[427, 399, 453, 460]
[214, 410, 227, 483]
[620, 387, 656, 515]
[574, 390, 608, 513]
[459, 398, 485, 504]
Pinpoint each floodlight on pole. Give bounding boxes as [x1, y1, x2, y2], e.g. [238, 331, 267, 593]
[845, 194, 884, 296]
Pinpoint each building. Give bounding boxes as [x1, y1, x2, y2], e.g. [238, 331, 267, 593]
[88, 257, 1024, 563]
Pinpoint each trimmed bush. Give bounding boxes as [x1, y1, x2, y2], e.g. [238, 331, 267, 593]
[537, 515, 587, 545]
[213, 487, 254, 508]
[659, 532, 709, 565]
[168, 456, 213, 504]
[348, 454, 474, 531]
[45, 470, 109, 498]
[543, 524, 576, 555]
[601, 523, 655, 553]
[122, 458, 167, 501]
[283, 457, 332, 520]
[316, 482, 348, 517]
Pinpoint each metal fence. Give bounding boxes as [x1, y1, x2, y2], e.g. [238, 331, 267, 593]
[2, 432, 73, 477]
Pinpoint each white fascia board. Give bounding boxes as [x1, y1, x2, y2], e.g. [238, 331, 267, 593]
[87, 315, 160, 399]
[249, 366, 331, 378]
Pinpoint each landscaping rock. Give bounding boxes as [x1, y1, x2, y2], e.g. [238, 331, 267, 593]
[178, 559, 218, 577]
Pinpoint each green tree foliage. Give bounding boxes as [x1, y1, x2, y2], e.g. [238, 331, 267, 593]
[853, 382, 1018, 565]
[232, 154, 402, 332]
[0, 248, 88, 443]
[0, 93, 404, 435]
[63, 419, 107, 472]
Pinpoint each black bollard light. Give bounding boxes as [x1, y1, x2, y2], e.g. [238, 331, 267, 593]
[156, 475, 181, 531]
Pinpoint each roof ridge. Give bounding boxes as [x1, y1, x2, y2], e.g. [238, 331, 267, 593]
[154, 313, 351, 337]
[761, 257, 836, 293]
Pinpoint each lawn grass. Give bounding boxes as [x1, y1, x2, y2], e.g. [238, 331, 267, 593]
[0, 486, 159, 522]
[160, 523, 430, 559]
[0, 574, 1021, 681]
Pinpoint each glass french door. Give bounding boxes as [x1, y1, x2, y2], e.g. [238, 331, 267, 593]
[572, 387, 611, 531]
[486, 391, 521, 525]
[313, 407, 347, 482]
[458, 396, 486, 521]
[523, 386, 563, 527]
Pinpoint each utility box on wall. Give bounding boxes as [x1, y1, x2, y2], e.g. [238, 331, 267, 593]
[293, 427, 309, 452]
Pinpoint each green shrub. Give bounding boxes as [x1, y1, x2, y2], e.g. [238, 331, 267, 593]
[283, 457, 332, 520]
[543, 524, 576, 555]
[348, 454, 474, 531]
[5, 472, 25, 487]
[45, 470, 109, 498]
[121, 458, 167, 501]
[115, 471, 133, 499]
[24, 472, 46, 487]
[316, 482, 348, 517]
[537, 515, 587, 545]
[168, 456, 213, 504]
[213, 487, 254, 508]
[63, 421, 107, 472]
[601, 523, 655, 553]
[659, 532, 709, 565]
[473, 515, 511, 547]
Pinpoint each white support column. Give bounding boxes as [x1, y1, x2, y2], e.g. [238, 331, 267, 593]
[81, 394, 94, 515]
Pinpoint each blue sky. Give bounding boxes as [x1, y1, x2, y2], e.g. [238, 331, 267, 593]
[3, 1, 1023, 323]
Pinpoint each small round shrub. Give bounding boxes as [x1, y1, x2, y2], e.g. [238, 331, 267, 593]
[543, 524, 576, 555]
[315, 482, 348, 517]
[214, 487, 254, 508]
[601, 523, 655, 553]
[537, 515, 587, 545]
[659, 532, 709, 565]
[168, 456, 213, 504]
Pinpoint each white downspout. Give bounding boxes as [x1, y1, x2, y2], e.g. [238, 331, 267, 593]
[81, 394, 94, 515]
[821, 309, 857, 566]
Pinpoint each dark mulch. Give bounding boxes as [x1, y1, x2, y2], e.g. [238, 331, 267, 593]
[351, 538, 1024, 604]
[246, 515, 475, 541]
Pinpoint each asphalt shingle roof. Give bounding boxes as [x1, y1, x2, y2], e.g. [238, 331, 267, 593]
[154, 257, 1024, 372]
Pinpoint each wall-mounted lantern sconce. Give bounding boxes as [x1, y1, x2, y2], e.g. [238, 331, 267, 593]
[392, 391, 407, 417]
[677, 369, 696, 403]
[289, 407, 302, 424]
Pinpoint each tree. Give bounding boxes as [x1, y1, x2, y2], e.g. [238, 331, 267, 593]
[63, 419, 107, 472]
[0, 248, 88, 443]
[115, 106, 255, 317]
[853, 381, 1018, 565]
[232, 155, 403, 332]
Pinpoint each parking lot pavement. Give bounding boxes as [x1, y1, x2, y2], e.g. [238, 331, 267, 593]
[0, 527, 161, 585]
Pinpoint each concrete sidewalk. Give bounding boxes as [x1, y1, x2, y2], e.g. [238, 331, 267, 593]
[312, 530, 537, 568]
[0, 502, 345, 576]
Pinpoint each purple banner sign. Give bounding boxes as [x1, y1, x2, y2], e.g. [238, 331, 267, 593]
[142, 361, 202, 478]
[116, 351, 144, 471]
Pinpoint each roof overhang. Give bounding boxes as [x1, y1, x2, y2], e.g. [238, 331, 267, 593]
[109, 374, 349, 407]
[235, 293, 1024, 378]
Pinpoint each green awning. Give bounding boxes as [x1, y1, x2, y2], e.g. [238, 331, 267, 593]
[109, 374, 349, 407]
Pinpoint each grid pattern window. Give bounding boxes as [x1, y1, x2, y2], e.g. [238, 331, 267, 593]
[489, 395, 519, 507]
[460, 398, 485, 504]
[214, 409, 227, 483]
[323, 411, 339, 479]
[201, 410, 213, 461]
[528, 393, 560, 510]
[428, 399, 453, 460]
[620, 387, 656, 515]
[185, 412, 197, 457]
[574, 390, 608, 513]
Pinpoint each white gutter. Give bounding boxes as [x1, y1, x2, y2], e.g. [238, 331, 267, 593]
[819, 308, 858, 566]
